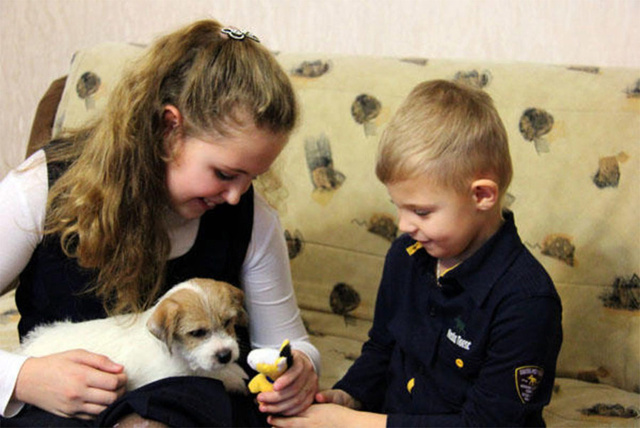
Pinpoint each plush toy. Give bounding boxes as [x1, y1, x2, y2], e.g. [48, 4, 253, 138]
[247, 339, 293, 394]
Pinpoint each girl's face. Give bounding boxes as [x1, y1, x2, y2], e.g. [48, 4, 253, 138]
[386, 175, 489, 269]
[165, 120, 287, 220]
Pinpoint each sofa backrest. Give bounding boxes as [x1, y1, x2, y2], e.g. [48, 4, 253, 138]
[54, 43, 640, 393]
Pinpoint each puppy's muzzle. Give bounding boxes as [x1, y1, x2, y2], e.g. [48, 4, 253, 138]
[216, 349, 233, 364]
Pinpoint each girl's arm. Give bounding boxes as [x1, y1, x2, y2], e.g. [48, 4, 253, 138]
[240, 193, 320, 415]
[0, 151, 128, 419]
[240, 193, 320, 370]
[0, 351, 29, 417]
[0, 150, 47, 294]
[0, 151, 47, 417]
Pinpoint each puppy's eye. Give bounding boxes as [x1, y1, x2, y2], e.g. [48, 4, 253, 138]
[223, 319, 233, 329]
[188, 328, 209, 338]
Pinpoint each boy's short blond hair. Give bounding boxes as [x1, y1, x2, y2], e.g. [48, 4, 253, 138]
[376, 80, 512, 198]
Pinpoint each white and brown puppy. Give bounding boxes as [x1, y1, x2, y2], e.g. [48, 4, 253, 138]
[20, 278, 249, 393]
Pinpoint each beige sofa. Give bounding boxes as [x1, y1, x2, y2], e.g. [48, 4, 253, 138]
[1, 42, 639, 426]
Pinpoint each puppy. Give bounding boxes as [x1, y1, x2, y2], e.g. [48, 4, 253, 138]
[20, 278, 249, 393]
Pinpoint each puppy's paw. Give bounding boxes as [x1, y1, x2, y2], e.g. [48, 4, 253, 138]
[214, 362, 249, 395]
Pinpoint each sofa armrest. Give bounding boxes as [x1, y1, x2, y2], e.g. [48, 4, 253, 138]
[26, 76, 67, 158]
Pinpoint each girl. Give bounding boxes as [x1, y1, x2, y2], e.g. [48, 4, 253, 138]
[0, 19, 319, 427]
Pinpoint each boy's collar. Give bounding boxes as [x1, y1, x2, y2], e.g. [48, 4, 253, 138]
[436, 210, 523, 305]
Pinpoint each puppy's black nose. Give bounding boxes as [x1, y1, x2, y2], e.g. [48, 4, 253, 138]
[216, 349, 232, 364]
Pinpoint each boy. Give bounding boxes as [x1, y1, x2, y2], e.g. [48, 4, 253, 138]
[270, 80, 562, 427]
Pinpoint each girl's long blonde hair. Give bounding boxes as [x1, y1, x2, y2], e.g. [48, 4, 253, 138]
[45, 19, 297, 315]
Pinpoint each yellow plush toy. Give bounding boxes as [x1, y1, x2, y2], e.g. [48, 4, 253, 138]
[247, 339, 293, 393]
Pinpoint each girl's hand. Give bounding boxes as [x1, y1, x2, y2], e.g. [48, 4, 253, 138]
[14, 349, 127, 420]
[268, 403, 352, 428]
[255, 349, 318, 416]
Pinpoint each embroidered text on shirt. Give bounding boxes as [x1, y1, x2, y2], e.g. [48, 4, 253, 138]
[446, 328, 472, 350]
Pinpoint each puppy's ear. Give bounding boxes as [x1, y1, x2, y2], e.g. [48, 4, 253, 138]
[228, 285, 249, 327]
[236, 306, 249, 327]
[147, 298, 181, 353]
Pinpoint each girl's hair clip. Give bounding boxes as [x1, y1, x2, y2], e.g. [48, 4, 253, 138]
[221, 27, 260, 43]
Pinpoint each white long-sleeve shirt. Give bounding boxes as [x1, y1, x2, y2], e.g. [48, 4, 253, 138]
[0, 150, 319, 417]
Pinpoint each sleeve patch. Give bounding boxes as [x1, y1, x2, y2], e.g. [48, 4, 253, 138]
[515, 366, 544, 403]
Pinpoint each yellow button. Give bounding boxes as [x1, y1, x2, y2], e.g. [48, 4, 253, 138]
[456, 358, 464, 368]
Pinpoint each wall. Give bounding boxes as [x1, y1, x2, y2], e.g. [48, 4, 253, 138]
[1, 0, 638, 179]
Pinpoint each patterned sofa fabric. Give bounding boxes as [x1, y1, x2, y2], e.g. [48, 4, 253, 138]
[2, 42, 639, 426]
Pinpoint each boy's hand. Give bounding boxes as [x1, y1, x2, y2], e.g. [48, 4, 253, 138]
[315, 389, 361, 409]
[14, 350, 127, 419]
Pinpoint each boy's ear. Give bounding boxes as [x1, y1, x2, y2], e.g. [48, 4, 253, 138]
[471, 179, 499, 211]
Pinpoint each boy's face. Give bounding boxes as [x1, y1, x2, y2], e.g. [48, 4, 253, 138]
[387, 175, 490, 268]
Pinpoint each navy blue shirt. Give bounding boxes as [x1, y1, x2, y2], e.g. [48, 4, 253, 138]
[335, 211, 562, 427]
